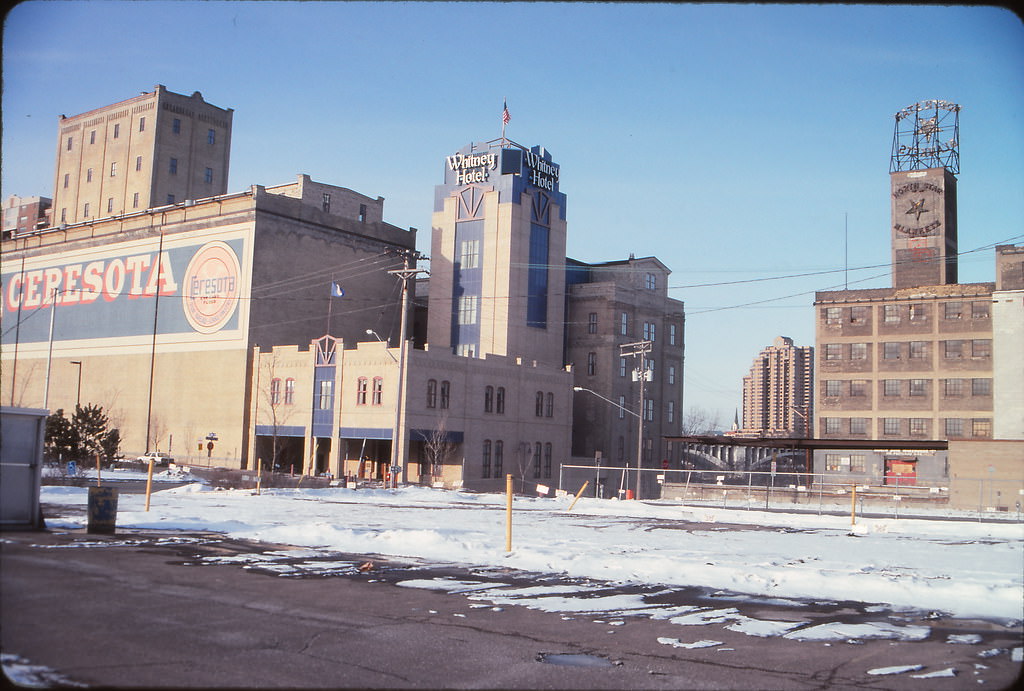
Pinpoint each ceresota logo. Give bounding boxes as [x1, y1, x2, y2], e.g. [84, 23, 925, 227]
[182, 241, 241, 333]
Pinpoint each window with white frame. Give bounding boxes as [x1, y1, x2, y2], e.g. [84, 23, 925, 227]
[457, 296, 478, 325]
[318, 380, 333, 410]
[850, 343, 868, 360]
[284, 378, 295, 405]
[459, 240, 480, 269]
[588, 312, 598, 334]
[371, 377, 383, 405]
[620, 312, 628, 336]
[883, 417, 900, 435]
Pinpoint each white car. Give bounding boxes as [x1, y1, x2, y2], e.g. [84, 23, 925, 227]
[137, 452, 173, 465]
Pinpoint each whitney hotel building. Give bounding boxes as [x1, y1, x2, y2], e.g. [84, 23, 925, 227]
[2, 86, 685, 495]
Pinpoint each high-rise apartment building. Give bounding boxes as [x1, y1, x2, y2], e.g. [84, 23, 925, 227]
[738, 336, 813, 438]
[2, 195, 51, 239]
[51, 85, 233, 226]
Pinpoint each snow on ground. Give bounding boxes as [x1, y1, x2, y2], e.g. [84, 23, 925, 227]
[39, 483, 1024, 622]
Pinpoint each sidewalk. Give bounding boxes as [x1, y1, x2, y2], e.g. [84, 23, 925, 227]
[2, 527, 1021, 689]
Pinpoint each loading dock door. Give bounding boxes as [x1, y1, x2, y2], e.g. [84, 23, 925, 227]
[884, 457, 917, 486]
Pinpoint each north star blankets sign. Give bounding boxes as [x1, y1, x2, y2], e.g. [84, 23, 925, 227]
[2, 238, 245, 344]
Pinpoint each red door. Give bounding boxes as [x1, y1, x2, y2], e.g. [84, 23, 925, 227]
[884, 457, 917, 486]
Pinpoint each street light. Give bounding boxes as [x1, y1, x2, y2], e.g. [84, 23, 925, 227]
[70, 361, 82, 407]
[573, 385, 644, 499]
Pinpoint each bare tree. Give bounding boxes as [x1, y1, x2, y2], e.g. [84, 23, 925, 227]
[422, 411, 457, 484]
[679, 406, 722, 436]
[257, 353, 296, 472]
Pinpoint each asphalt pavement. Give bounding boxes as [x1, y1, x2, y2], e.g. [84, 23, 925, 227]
[1, 517, 1021, 689]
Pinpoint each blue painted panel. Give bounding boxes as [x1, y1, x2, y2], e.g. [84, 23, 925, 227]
[338, 427, 392, 440]
[255, 425, 305, 438]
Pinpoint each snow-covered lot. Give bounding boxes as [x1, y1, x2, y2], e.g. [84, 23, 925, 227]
[40, 479, 1023, 623]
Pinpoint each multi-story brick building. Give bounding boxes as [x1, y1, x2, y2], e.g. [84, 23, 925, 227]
[51, 85, 232, 226]
[738, 336, 813, 438]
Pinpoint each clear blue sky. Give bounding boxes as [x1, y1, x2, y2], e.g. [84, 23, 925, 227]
[4, 2, 1023, 424]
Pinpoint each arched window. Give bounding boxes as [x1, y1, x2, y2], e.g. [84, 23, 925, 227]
[440, 381, 450, 409]
[284, 378, 295, 405]
[482, 440, 492, 478]
[426, 379, 437, 408]
[494, 440, 504, 476]
[535, 391, 544, 417]
[496, 387, 506, 414]
[533, 442, 543, 478]
[372, 377, 383, 405]
[484, 386, 494, 413]
[545, 392, 554, 418]
[356, 377, 368, 405]
[544, 443, 552, 478]
[270, 378, 281, 405]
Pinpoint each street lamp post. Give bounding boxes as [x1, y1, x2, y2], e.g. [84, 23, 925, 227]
[70, 361, 83, 407]
[573, 385, 642, 499]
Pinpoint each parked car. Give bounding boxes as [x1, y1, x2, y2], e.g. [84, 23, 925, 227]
[137, 452, 173, 466]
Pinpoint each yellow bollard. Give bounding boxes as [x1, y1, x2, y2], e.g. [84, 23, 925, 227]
[96, 453, 102, 487]
[144, 458, 155, 511]
[505, 474, 513, 552]
[850, 484, 857, 527]
[256, 457, 263, 495]
[567, 481, 590, 512]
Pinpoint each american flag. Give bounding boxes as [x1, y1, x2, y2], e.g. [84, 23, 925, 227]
[502, 100, 511, 126]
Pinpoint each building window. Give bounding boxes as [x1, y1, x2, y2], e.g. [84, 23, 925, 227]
[545, 392, 554, 418]
[533, 442, 542, 478]
[136, 156, 143, 171]
[944, 340, 963, 359]
[483, 385, 493, 413]
[83, 203, 90, 218]
[88, 130, 96, 145]
[167, 194, 175, 205]
[883, 305, 900, 323]
[439, 381, 450, 409]
[825, 453, 843, 471]
[318, 380, 332, 410]
[972, 301, 990, 319]
[270, 378, 282, 405]
[372, 377, 383, 405]
[972, 378, 992, 396]
[643, 322, 656, 341]
[824, 418, 841, 435]
[909, 341, 927, 359]
[850, 454, 866, 472]
[169, 158, 178, 175]
[426, 379, 437, 408]
[910, 418, 927, 436]
[359, 204, 367, 222]
[850, 343, 868, 360]
[132, 193, 139, 209]
[944, 301, 962, 319]
[139, 117, 145, 132]
[87, 168, 93, 183]
[459, 240, 480, 269]
[909, 304, 926, 321]
[494, 440, 504, 476]
[644, 399, 655, 421]
[284, 378, 295, 405]
[883, 342, 901, 360]
[66, 136, 73, 151]
[825, 380, 842, 397]
[457, 296, 478, 325]
[110, 162, 117, 177]
[172, 118, 181, 134]
[883, 418, 901, 435]
[535, 391, 544, 417]
[544, 443, 552, 479]
[587, 312, 598, 334]
[496, 387, 505, 414]
[669, 323, 677, 345]
[668, 365, 676, 385]
[619, 357, 627, 377]
[667, 400, 675, 423]
[972, 339, 991, 358]
[620, 312, 628, 336]
[63, 173, 69, 189]
[207, 129, 216, 145]
[113, 123, 120, 138]
[850, 380, 867, 397]
[356, 377, 368, 405]
[825, 307, 842, 325]
[972, 419, 992, 438]
[850, 306, 868, 324]
[944, 378, 964, 397]
[107, 198, 114, 214]
[204, 167, 214, 184]
[884, 379, 901, 397]
[945, 418, 963, 437]
[321, 193, 331, 213]
[60, 208, 66, 223]
[824, 344, 842, 360]
[482, 440, 492, 478]
[645, 273, 657, 290]
[617, 395, 626, 420]
[587, 352, 596, 376]
[850, 418, 868, 435]
[909, 379, 927, 397]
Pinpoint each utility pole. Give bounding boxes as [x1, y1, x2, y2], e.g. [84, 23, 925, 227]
[387, 248, 428, 487]
[620, 340, 652, 499]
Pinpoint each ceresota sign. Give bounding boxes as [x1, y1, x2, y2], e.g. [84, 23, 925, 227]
[182, 240, 241, 334]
